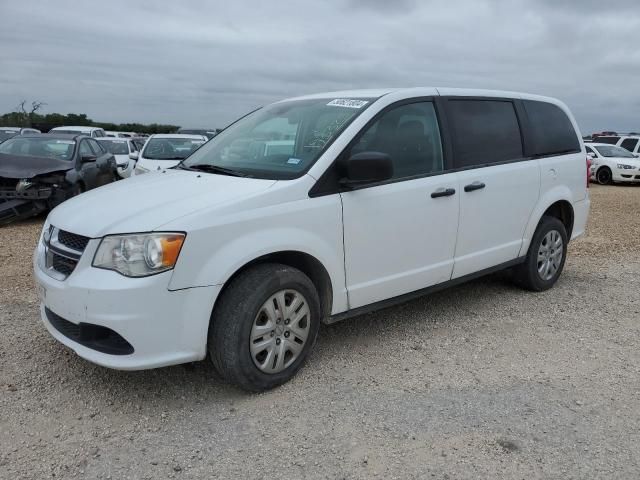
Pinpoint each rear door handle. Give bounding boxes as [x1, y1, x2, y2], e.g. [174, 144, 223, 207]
[431, 188, 456, 198]
[464, 181, 486, 192]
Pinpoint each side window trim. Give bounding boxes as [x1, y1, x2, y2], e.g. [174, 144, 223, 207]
[308, 96, 450, 197]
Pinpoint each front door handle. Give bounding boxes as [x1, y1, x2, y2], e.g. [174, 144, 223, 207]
[431, 188, 456, 198]
[464, 181, 486, 192]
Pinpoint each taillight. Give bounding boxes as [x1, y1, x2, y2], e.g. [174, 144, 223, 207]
[586, 157, 591, 188]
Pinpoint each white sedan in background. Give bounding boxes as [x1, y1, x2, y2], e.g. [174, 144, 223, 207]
[96, 138, 139, 178]
[132, 134, 207, 175]
[586, 143, 640, 185]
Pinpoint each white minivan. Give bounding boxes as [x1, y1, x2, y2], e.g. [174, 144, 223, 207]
[34, 88, 590, 391]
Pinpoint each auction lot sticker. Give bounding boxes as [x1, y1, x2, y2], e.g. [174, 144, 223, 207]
[327, 99, 369, 108]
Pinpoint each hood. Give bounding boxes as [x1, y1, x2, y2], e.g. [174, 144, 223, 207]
[0, 153, 73, 178]
[47, 169, 276, 237]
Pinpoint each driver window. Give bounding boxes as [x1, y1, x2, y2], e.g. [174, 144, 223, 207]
[350, 102, 444, 179]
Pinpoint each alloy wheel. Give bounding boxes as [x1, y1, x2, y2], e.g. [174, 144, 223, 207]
[537, 230, 563, 281]
[249, 289, 310, 374]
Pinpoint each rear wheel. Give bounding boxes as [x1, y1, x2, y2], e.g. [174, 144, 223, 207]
[512, 215, 568, 291]
[596, 167, 612, 185]
[208, 263, 321, 392]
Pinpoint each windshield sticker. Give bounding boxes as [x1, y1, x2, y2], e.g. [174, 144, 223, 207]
[55, 140, 75, 144]
[327, 99, 369, 109]
[287, 157, 302, 165]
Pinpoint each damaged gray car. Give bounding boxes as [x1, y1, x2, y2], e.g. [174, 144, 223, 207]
[0, 134, 118, 225]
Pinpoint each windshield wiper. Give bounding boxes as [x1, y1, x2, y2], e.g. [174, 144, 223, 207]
[180, 163, 251, 177]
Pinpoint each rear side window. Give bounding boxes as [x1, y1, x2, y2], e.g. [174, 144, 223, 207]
[523, 100, 580, 156]
[88, 139, 105, 155]
[447, 100, 523, 168]
[620, 138, 639, 152]
[594, 136, 620, 145]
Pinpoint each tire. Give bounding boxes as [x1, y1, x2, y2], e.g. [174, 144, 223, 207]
[512, 215, 568, 292]
[208, 263, 321, 392]
[596, 167, 612, 185]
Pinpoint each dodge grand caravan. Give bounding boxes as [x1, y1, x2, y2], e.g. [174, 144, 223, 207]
[34, 88, 590, 391]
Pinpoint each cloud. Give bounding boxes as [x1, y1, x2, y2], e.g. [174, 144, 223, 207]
[0, 0, 637, 133]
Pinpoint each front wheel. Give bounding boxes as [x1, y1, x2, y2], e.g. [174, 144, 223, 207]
[512, 216, 568, 292]
[596, 167, 612, 185]
[208, 263, 321, 392]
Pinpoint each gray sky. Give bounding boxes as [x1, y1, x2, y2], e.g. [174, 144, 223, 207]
[1, 0, 638, 133]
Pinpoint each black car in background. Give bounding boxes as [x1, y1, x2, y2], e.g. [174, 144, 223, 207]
[0, 134, 117, 224]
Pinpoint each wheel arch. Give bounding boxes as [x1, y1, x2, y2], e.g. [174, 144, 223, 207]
[519, 188, 576, 256]
[213, 250, 334, 321]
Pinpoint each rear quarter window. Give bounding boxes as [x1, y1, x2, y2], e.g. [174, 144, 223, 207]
[523, 100, 580, 156]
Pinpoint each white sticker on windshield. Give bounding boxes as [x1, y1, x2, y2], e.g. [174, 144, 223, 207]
[287, 157, 302, 165]
[55, 140, 75, 144]
[327, 99, 369, 109]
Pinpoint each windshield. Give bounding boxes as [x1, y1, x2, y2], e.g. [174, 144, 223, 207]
[181, 97, 374, 179]
[0, 130, 19, 142]
[98, 139, 129, 155]
[594, 145, 636, 158]
[142, 137, 205, 160]
[0, 137, 76, 160]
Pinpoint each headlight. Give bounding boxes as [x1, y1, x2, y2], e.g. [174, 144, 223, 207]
[93, 233, 186, 277]
[617, 164, 634, 169]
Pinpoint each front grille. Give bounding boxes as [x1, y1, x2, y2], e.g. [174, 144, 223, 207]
[43, 227, 89, 279]
[58, 230, 90, 252]
[45, 307, 134, 355]
[51, 253, 77, 277]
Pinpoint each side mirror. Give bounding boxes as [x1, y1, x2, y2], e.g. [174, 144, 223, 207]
[81, 154, 97, 163]
[129, 152, 139, 161]
[587, 152, 596, 159]
[339, 152, 393, 188]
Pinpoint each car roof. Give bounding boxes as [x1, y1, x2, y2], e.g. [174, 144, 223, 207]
[50, 126, 103, 131]
[39, 133, 86, 140]
[150, 134, 207, 140]
[283, 87, 561, 103]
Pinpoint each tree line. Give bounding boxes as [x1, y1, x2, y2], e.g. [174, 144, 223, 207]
[0, 100, 180, 134]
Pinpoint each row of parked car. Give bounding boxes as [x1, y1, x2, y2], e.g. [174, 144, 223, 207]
[0, 125, 210, 224]
[584, 134, 640, 185]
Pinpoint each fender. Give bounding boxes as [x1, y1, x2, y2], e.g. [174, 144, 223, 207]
[167, 196, 348, 314]
[518, 185, 574, 257]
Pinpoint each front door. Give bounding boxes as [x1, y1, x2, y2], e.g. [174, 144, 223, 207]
[341, 100, 459, 309]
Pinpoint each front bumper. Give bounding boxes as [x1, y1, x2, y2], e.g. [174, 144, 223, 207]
[33, 238, 220, 370]
[612, 169, 640, 182]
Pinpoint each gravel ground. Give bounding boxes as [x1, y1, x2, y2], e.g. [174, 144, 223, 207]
[1, 184, 639, 479]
